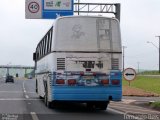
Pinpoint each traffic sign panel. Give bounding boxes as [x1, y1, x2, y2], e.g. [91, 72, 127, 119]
[28, 2, 40, 13]
[25, 0, 42, 19]
[25, 0, 73, 19]
[123, 68, 136, 81]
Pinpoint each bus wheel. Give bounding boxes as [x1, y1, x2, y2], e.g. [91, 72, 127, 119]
[95, 102, 109, 110]
[44, 86, 52, 108]
[87, 103, 95, 110]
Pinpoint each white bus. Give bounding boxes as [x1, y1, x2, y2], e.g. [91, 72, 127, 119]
[33, 16, 122, 110]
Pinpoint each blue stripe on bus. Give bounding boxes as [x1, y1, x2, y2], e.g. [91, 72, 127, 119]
[51, 86, 122, 101]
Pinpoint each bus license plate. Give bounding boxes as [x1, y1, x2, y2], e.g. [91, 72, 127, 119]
[83, 76, 94, 80]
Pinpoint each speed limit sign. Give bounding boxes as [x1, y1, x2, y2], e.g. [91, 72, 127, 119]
[28, 2, 39, 13]
[25, 0, 42, 19]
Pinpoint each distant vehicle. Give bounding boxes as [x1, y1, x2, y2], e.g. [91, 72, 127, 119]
[5, 75, 14, 83]
[33, 16, 122, 110]
[28, 75, 32, 79]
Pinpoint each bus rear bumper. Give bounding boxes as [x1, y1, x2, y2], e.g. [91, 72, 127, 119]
[51, 86, 122, 102]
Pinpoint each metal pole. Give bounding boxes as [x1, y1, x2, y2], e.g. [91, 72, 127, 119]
[7, 68, 9, 75]
[78, 0, 80, 15]
[155, 36, 160, 73]
[137, 62, 140, 74]
[123, 46, 124, 72]
[122, 46, 127, 72]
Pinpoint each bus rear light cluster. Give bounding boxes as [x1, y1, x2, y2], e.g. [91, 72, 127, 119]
[56, 79, 65, 84]
[101, 79, 109, 85]
[111, 80, 120, 85]
[80, 72, 84, 76]
[68, 79, 77, 86]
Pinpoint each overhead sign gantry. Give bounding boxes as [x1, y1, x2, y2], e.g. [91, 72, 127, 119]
[74, 3, 120, 21]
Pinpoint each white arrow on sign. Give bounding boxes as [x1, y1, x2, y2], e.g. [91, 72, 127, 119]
[123, 68, 136, 81]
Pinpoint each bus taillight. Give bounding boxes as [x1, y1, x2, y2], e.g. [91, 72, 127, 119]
[80, 72, 84, 76]
[111, 80, 120, 85]
[68, 79, 77, 86]
[56, 79, 65, 84]
[101, 79, 109, 85]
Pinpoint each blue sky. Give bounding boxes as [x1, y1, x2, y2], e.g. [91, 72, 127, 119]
[0, 0, 160, 70]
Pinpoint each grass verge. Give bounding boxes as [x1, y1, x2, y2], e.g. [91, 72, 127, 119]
[123, 76, 160, 95]
[150, 101, 160, 110]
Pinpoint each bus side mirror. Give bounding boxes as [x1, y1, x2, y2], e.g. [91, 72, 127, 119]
[33, 52, 37, 61]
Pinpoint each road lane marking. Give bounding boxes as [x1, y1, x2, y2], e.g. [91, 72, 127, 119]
[23, 81, 31, 99]
[0, 91, 36, 94]
[24, 90, 26, 93]
[109, 104, 159, 114]
[109, 107, 159, 120]
[30, 112, 39, 120]
[108, 107, 124, 114]
[122, 99, 136, 104]
[0, 91, 23, 93]
[23, 81, 27, 93]
[23, 81, 25, 90]
[25, 95, 29, 99]
[0, 98, 41, 100]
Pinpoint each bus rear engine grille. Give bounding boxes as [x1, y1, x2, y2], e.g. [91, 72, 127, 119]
[112, 58, 119, 70]
[57, 58, 65, 70]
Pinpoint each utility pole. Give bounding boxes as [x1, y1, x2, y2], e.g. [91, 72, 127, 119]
[78, 0, 80, 15]
[137, 62, 140, 74]
[155, 36, 160, 73]
[122, 46, 127, 72]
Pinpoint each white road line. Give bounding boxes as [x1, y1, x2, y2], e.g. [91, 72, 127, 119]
[24, 90, 26, 93]
[0, 98, 41, 100]
[0, 91, 23, 93]
[108, 107, 124, 114]
[23, 81, 25, 90]
[121, 99, 136, 104]
[23, 81, 31, 99]
[23, 81, 26, 93]
[0, 91, 36, 94]
[109, 104, 160, 114]
[25, 95, 29, 99]
[108, 107, 155, 120]
[30, 112, 39, 120]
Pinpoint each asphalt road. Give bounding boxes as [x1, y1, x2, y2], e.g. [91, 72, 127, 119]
[0, 78, 160, 120]
[0, 78, 126, 120]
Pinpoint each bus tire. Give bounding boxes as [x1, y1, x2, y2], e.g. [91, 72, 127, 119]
[44, 85, 52, 108]
[95, 101, 109, 110]
[87, 103, 95, 110]
[39, 96, 43, 99]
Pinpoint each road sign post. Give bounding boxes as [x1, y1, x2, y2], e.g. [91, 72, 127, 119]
[123, 68, 136, 86]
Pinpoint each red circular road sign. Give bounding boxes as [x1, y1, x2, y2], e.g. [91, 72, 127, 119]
[123, 68, 136, 81]
[28, 2, 40, 13]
